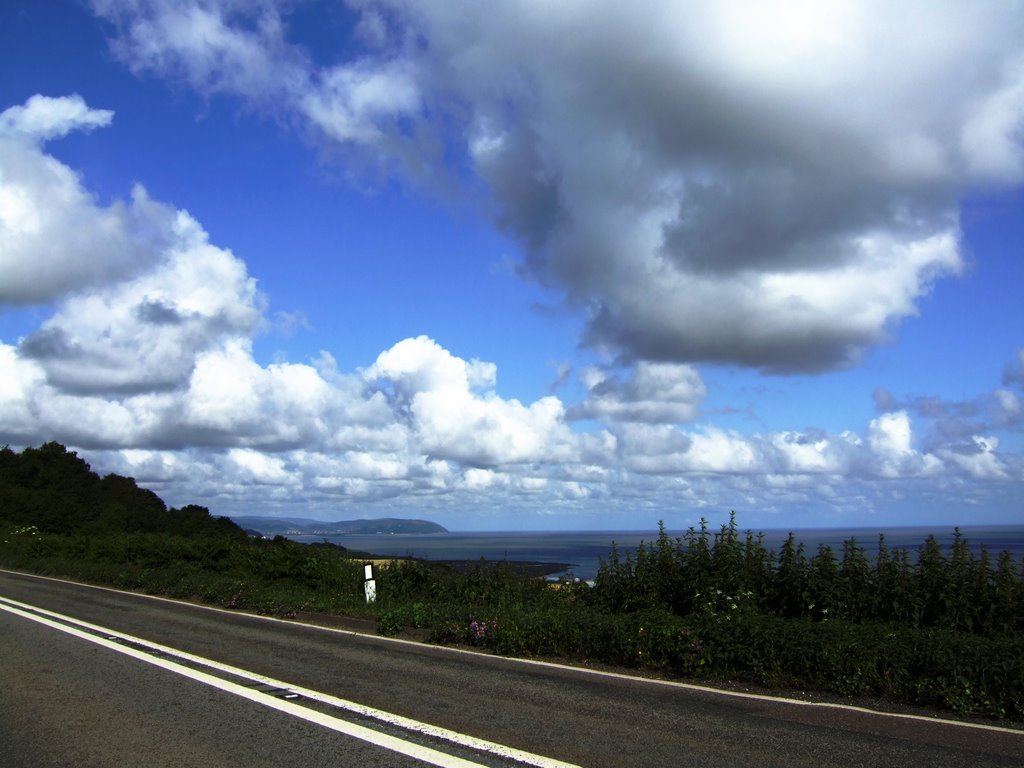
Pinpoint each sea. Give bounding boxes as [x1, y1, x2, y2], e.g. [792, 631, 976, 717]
[289, 525, 1024, 581]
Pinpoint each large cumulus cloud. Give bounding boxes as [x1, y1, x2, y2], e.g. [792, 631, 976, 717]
[393, 0, 1021, 371]
[89, 0, 1024, 371]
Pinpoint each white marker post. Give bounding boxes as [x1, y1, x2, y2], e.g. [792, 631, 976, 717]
[363, 563, 376, 604]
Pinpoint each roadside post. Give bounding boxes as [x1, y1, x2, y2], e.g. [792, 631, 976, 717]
[364, 562, 376, 604]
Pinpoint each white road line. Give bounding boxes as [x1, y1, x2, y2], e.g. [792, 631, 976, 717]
[4, 569, 1022, 737]
[0, 597, 581, 768]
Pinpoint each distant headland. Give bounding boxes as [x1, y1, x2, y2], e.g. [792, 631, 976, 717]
[230, 516, 448, 537]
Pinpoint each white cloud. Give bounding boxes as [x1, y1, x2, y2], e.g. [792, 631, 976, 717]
[0, 343, 46, 443]
[91, 1, 420, 158]
[302, 59, 420, 145]
[184, 341, 271, 436]
[117, 449, 183, 483]
[367, 0, 1024, 371]
[680, 428, 762, 474]
[868, 411, 913, 458]
[960, 58, 1024, 183]
[19, 213, 261, 394]
[872, 355, 1024, 447]
[91, 0, 305, 99]
[20, 365, 1015, 518]
[574, 362, 706, 423]
[461, 467, 505, 491]
[366, 335, 494, 400]
[769, 431, 836, 474]
[0, 93, 113, 140]
[937, 436, 1008, 480]
[995, 390, 1021, 424]
[228, 448, 296, 485]
[0, 95, 604, 499]
[0, 96, 176, 304]
[614, 423, 692, 475]
[365, 335, 575, 466]
[866, 411, 943, 478]
[89, 1, 1024, 372]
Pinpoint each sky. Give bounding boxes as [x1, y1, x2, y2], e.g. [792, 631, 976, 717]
[0, 0, 1022, 532]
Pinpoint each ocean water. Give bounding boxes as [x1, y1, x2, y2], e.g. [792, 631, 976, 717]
[292, 525, 1024, 580]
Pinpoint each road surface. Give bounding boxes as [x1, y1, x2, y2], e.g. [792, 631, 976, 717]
[1, 569, 1021, 767]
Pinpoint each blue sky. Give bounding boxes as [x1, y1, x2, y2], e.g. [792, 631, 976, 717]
[1, 1, 1021, 531]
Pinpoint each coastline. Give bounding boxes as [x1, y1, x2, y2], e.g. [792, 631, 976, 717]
[288, 525, 1024, 582]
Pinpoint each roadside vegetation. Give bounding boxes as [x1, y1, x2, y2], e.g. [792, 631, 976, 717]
[2, 443, 1022, 721]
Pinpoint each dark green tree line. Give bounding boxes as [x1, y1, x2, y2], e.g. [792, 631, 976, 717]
[0, 442, 244, 539]
[592, 513, 1024, 636]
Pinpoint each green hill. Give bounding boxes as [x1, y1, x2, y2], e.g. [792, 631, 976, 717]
[0, 442, 243, 539]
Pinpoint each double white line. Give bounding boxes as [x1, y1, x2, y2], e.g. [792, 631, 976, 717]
[0, 595, 580, 768]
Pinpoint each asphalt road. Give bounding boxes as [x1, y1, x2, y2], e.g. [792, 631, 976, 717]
[1, 569, 1022, 767]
